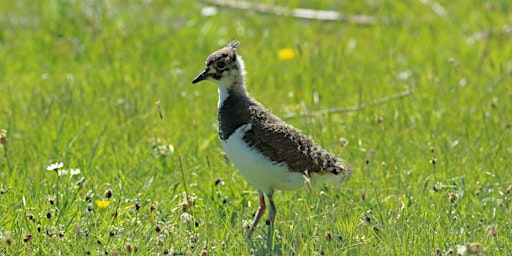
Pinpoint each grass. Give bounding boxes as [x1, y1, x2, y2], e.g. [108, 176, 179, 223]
[1, 0, 511, 254]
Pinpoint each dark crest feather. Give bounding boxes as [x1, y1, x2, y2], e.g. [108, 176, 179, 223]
[228, 40, 240, 51]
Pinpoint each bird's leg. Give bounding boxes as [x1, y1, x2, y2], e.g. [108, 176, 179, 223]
[266, 192, 276, 237]
[248, 191, 266, 239]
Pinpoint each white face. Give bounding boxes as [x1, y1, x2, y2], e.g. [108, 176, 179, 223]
[192, 44, 241, 85]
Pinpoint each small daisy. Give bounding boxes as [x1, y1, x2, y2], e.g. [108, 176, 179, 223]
[46, 162, 64, 171]
[57, 170, 68, 176]
[57, 168, 81, 176]
[69, 168, 81, 176]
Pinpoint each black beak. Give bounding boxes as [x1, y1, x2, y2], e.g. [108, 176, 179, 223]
[192, 69, 209, 84]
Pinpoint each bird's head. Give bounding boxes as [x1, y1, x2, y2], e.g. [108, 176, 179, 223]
[192, 40, 245, 87]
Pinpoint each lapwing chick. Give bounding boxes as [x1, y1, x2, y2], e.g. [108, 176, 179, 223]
[192, 40, 352, 238]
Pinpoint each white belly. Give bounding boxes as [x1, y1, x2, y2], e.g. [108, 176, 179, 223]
[221, 124, 305, 194]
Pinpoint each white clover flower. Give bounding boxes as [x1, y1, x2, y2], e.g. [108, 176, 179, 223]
[180, 212, 194, 223]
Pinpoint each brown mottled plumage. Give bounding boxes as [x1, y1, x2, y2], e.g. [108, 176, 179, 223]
[193, 40, 352, 238]
[219, 89, 350, 176]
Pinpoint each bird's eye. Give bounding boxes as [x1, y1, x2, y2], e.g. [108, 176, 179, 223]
[216, 61, 225, 69]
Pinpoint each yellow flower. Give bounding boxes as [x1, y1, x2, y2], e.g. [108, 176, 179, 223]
[95, 200, 111, 209]
[278, 48, 295, 60]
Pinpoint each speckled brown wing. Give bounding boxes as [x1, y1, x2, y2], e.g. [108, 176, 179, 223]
[243, 102, 349, 176]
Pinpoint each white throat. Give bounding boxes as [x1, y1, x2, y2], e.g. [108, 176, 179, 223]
[216, 56, 247, 109]
[218, 86, 230, 109]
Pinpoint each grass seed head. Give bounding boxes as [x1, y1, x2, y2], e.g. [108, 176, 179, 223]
[214, 178, 223, 186]
[180, 196, 195, 212]
[0, 132, 7, 145]
[222, 153, 229, 163]
[242, 220, 251, 230]
[487, 226, 497, 236]
[104, 189, 113, 199]
[432, 247, 442, 255]
[490, 98, 498, 108]
[324, 231, 333, 242]
[0, 187, 11, 195]
[339, 137, 348, 148]
[23, 234, 32, 243]
[124, 242, 136, 253]
[26, 214, 35, 221]
[449, 193, 458, 203]
[4, 236, 13, 246]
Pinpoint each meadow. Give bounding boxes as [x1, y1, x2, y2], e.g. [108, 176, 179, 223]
[0, 0, 511, 255]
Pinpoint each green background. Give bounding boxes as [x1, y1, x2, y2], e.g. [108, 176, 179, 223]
[1, 0, 510, 254]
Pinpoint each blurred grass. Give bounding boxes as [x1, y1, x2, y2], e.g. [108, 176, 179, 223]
[1, 0, 511, 255]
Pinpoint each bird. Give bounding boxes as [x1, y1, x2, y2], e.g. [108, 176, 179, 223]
[192, 40, 352, 238]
